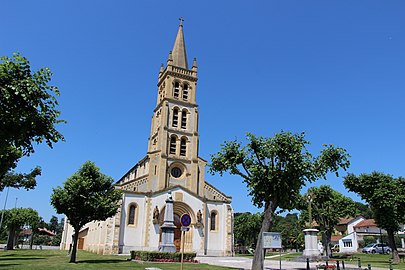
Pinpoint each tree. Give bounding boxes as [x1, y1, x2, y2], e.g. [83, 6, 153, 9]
[0, 168, 41, 191]
[354, 202, 374, 219]
[234, 212, 263, 248]
[50, 161, 122, 263]
[210, 131, 350, 270]
[48, 216, 59, 233]
[272, 213, 303, 251]
[344, 172, 405, 263]
[47, 215, 63, 246]
[0, 53, 65, 187]
[29, 216, 47, 249]
[2, 207, 39, 250]
[299, 185, 356, 257]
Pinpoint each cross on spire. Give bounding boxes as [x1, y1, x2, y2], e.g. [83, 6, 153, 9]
[179, 17, 184, 26]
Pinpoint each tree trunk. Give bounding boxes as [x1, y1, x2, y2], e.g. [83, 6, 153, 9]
[321, 230, 332, 257]
[6, 227, 16, 250]
[69, 227, 80, 263]
[251, 201, 276, 270]
[387, 229, 400, 263]
[29, 231, 34, 250]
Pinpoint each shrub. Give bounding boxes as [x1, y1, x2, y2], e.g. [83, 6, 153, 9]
[363, 236, 376, 246]
[130, 250, 197, 262]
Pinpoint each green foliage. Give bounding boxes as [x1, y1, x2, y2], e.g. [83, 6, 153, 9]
[272, 213, 303, 250]
[33, 234, 52, 245]
[344, 172, 405, 262]
[0, 167, 41, 191]
[50, 161, 122, 262]
[363, 236, 377, 246]
[210, 131, 350, 269]
[210, 132, 350, 210]
[2, 207, 39, 249]
[130, 250, 197, 262]
[234, 212, 262, 247]
[300, 185, 356, 256]
[51, 161, 122, 230]
[354, 202, 374, 219]
[344, 172, 405, 233]
[0, 53, 65, 187]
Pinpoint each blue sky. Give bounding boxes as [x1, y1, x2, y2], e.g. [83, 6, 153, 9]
[1, 1, 404, 222]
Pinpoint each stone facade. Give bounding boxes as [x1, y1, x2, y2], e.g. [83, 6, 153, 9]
[60, 21, 234, 256]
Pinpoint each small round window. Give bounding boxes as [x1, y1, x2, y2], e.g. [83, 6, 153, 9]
[171, 167, 182, 178]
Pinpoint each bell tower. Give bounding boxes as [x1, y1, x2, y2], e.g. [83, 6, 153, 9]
[147, 19, 203, 195]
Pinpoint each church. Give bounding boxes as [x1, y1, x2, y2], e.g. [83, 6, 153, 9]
[60, 21, 234, 256]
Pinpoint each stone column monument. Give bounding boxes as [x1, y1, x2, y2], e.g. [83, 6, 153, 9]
[303, 191, 320, 257]
[159, 191, 176, 252]
[303, 228, 320, 257]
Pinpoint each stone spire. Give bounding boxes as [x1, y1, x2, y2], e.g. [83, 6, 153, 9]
[170, 17, 188, 69]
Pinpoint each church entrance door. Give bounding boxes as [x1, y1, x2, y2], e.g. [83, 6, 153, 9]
[173, 214, 181, 252]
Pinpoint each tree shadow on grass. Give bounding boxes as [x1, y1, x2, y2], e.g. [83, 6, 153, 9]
[0, 257, 45, 261]
[0, 264, 19, 267]
[0, 253, 49, 258]
[77, 259, 126, 264]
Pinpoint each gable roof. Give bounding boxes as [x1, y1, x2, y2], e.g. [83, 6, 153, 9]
[354, 219, 377, 228]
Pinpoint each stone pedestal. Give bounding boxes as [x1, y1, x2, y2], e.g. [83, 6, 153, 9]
[303, 228, 320, 257]
[159, 192, 176, 252]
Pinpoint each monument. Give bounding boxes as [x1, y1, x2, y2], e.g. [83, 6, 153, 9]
[302, 191, 320, 258]
[159, 192, 176, 252]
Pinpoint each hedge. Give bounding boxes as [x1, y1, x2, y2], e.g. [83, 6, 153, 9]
[130, 250, 197, 262]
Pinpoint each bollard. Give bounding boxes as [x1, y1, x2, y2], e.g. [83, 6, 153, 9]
[306, 258, 310, 270]
[389, 259, 393, 270]
[358, 258, 361, 268]
[342, 260, 345, 270]
[367, 263, 371, 270]
[337, 260, 340, 270]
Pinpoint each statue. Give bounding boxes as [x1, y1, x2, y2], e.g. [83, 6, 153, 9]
[196, 210, 203, 227]
[197, 210, 202, 223]
[153, 206, 160, 224]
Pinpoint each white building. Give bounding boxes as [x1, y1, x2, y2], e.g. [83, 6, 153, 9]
[337, 216, 365, 253]
[60, 21, 234, 256]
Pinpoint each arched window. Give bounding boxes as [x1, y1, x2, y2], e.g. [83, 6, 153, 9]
[174, 82, 180, 98]
[128, 204, 137, 225]
[172, 108, 179, 127]
[169, 136, 177, 154]
[182, 84, 188, 100]
[210, 211, 217, 231]
[180, 138, 187, 156]
[181, 110, 187, 129]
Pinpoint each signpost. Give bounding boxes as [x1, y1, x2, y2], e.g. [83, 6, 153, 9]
[180, 214, 191, 270]
[262, 232, 282, 270]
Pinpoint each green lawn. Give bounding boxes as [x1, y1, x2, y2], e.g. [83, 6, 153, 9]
[334, 253, 405, 270]
[0, 249, 237, 270]
[265, 251, 405, 270]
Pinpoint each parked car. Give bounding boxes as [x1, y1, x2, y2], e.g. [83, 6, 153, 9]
[362, 243, 392, 254]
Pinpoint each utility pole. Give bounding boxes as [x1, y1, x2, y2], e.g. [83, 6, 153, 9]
[0, 187, 10, 230]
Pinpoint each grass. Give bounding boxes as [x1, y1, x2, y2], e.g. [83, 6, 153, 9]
[0, 249, 238, 270]
[264, 251, 405, 270]
[333, 253, 405, 270]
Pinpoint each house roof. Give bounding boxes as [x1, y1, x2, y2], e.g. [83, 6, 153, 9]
[354, 219, 377, 228]
[338, 217, 355, 225]
[38, 228, 56, 236]
[338, 216, 365, 225]
[331, 235, 343, 242]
